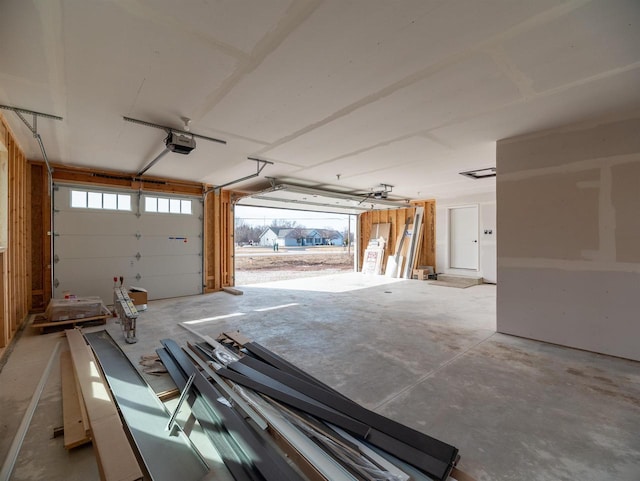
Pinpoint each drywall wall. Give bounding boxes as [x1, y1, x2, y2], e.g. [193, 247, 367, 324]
[436, 191, 496, 283]
[497, 112, 640, 361]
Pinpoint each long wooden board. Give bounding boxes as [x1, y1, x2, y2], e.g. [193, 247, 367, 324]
[60, 350, 91, 449]
[65, 329, 143, 481]
[33, 314, 109, 332]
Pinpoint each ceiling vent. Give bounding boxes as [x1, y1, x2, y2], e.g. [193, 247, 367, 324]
[459, 167, 496, 179]
[165, 131, 196, 154]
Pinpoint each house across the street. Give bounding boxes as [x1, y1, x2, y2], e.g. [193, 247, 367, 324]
[259, 227, 344, 247]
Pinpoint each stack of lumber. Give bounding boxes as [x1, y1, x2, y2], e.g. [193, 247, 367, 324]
[61, 329, 143, 481]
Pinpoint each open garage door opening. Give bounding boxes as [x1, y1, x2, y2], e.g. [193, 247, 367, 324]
[234, 205, 356, 286]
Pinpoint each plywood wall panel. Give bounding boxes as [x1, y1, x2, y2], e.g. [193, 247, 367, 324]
[412, 200, 436, 270]
[357, 203, 435, 273]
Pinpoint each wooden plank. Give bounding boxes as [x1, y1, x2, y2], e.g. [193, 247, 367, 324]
[60, 350, 91, 449]
[66, 329, 118, 422]
[32, 314, 108, 330]
[156, 388, 180, 402]
[222, 330, 251, 346]
[213, 191, 221, 290]
[267, 426, 329, 481]
[426, 200, 436, 270]
[0, 250, 8, 348]
[223, 191, 234, 287]
[50, 163, 203, 196]
[451, 467, 479, 481]
[29, 163, 44, 311]
[0, 117, 6, 140]
[222, 286, 243, 296]
[90, 417, 144, 481]
[65, 329, 143, 481]
[74, 362, 91, 437]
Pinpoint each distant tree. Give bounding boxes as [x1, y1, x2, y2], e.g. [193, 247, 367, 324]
[341, 228, 354, 245]
[270, 219, 304, 229]
[235, 221, 263, 245]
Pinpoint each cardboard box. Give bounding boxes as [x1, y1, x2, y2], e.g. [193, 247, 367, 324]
[412, 266, 434, 280]
[128, 291, 148, 306]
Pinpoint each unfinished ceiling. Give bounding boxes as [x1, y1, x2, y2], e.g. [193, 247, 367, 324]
[1, 0, 639, 202]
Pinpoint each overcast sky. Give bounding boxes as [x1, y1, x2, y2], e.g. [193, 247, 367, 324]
[235, 205, 354, 231]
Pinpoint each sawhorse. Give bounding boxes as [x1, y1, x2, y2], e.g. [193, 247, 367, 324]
[113, 287, 139, 343]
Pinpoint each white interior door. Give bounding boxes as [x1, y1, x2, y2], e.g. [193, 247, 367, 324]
[449, 206, 479, 270]
[53, 185, 202, 305]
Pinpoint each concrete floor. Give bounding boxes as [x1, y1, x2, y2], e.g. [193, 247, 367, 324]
[0, 272, 638, 480]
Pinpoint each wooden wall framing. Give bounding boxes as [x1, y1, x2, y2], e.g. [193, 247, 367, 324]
[6, 130, 436, 329]
[357, 200, 436, 274]
[29, 163, 50, 311]
[1, 113, 31, 348]
[204, 190, 234, 292]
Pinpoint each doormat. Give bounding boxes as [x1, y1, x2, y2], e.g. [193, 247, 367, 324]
[428, 278, 480, 289]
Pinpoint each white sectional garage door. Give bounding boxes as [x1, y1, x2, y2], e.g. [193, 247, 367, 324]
[53, 184, 203, 305]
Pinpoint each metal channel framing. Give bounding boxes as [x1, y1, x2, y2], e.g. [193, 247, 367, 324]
[122, 116, 226, 145]
[242, 181, 410, 213]
[207, 158, 274, 194]
[84, 330, 208, 481]
[160, 339, 305, 481]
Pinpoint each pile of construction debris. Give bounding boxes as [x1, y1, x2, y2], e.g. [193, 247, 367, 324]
[64, 328, 475, 481]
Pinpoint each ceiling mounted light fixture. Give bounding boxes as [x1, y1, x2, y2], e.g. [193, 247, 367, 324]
[459, 167, 496, 179]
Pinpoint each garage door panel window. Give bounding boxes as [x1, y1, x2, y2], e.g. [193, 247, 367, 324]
[70, 190, 131, 211]
[144, 195, 193, 215]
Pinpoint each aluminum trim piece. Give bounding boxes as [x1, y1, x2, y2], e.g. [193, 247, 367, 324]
[243, 342, 351, 402]
[161, 339, 305, 481]
[156, 348, 261, 481]
[84, 330, 209, 481]
[182, 344, 269, 431]
[236, 355, 457, 463]
[219, 366, 370, 437]
[220, 362, 453, 480]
